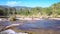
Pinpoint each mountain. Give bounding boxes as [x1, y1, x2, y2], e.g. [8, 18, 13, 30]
[0, 5, 31, 9]
[13, 6, 31, 9]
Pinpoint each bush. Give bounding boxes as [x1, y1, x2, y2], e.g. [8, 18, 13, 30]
[9, 16, 16, 21]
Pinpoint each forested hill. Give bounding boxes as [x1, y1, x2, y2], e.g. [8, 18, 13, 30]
[0, 2, 60, 17]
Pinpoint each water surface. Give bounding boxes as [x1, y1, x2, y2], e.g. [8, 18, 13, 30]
[0, 19, 60, 30]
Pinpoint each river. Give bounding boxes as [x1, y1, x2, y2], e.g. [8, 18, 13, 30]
[0, 19, 60, 34]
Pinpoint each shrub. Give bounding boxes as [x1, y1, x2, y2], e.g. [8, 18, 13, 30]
[9, 16, 16, 21]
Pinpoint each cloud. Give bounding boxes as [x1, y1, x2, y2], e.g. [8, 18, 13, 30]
[6, 1, 21, 6]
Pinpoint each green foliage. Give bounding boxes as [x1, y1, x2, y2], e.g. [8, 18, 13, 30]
[40, 8, 52, 16]
[0, 2, 60, 18]
[56, 9, 60, 15]
[19, 8, 31, 16]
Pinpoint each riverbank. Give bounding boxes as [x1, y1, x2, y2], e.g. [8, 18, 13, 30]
[16, 17, 60, 20]
[48, 18, 60, 20]
[16, 17, 43, 20]
[0, 17, 60, 21]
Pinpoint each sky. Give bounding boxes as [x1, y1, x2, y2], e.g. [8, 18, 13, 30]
[0, 0, 60, 7]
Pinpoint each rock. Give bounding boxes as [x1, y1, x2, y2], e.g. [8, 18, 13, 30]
[0, 29, 16, 34]
[0, 29, 28, 34]
[17, 32, 28, 34]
